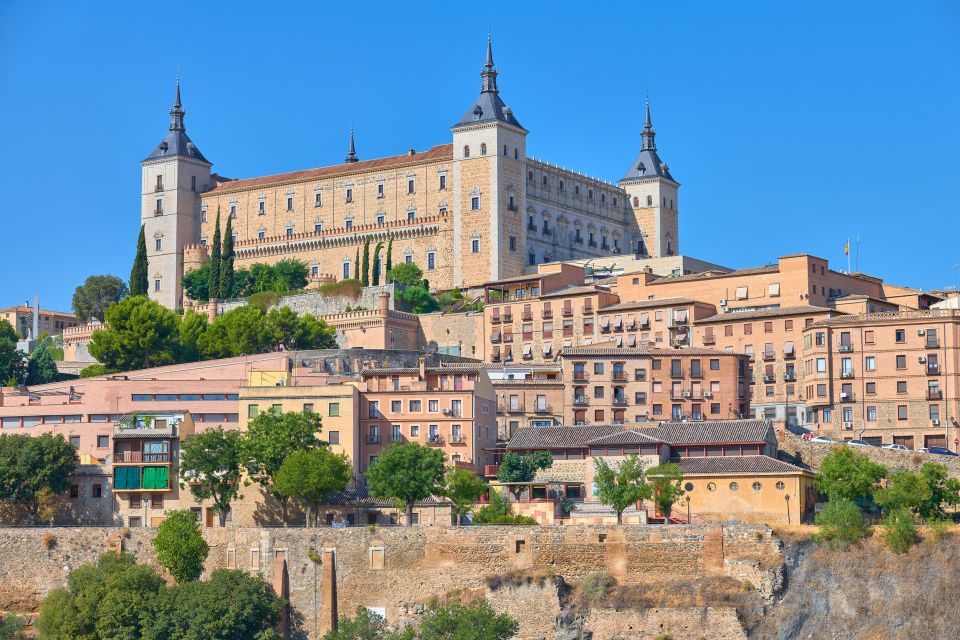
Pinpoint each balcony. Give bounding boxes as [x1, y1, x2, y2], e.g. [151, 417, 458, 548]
[427, 435, 444, 446]
[838, 344, 854, 353]
[612, 371, 627, 381]
[762, 352, 776, 362]
[839, 394, 855, 403]
[689, 370, 704, 379]
[928, 364, 941, 375]
[783, 349, 796, 360]
[491, 316, 501, 325]
[542, 310, 553, 319]
[484, 464, 500, 478]
[840, 370, 855, 379]
[503, 315, 514, 324]
[926, 339, 941, 349]
[928, 390, 944, 400]
[670, 370, 684, 379]
[573, 396, 588, 406]
[450, 435, 465, 444]
[521, 312, 532, 321]
[783, 372, 797, 382]
[702, 335, 716, 346]
[562, 308, 574, 317]
[533, 404, 552, 414]
[572, 371, 588, 382]
[113, 451, 169, 464]
[153, 209, 163, 217]
[763, 374, 776, 383]
[612, 397, 629, 406]
[507, 403, 524, 414]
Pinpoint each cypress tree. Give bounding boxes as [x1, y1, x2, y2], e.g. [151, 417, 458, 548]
[385, 236, 393, 282]
[372, 241, 384, 286]
[220, 216, 235, 299]
[208, 209, 222, 299]
[361, 237, 371, 287]
[130, 225, 149, 296]
[355, 247, 360, 281]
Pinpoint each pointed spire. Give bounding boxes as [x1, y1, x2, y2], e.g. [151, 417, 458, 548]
[344, 128, 359, 163]
[480, 32, 498, 94]
[169, 76, 185, 131]
[641, 92, 656, 151]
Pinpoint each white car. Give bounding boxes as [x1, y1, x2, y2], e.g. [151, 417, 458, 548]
[846, 439, 874, 447]
[809, 436, 835, 444]
[882, 443, 911, 452]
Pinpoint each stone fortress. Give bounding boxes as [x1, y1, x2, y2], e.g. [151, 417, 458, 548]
[141, 36, 680, 310]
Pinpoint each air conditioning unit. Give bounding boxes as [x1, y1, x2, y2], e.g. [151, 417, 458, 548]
[933, 419, 941, 426]
[719, 298, 727, 307]
[917, 329, 926, 336]
[842, 421, 854, 430]
[682, 391, 692, 398]
[703, 391, 713, 398]
[840, 392, 849, 400]
[442, 408, 451, 416]
[919, 356, 927, 363]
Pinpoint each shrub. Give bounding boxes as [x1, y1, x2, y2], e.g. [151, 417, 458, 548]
[882, 508, 919, 554]
[578, 571, 617, 606]
[814, 498, 871, 549]
[0, 613, 26, 639]
[79, 364, 111, 378]
[42, 532, 56, 549]
[927, 518, 952, 541]
[317, 278, 363, 300]
[248, 290, 280, 310]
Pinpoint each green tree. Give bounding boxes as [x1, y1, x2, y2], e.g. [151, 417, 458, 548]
[442, 467, 487, 523]
[874, 462, 960, 521]
[79, 363, 110, 378]
[71, 275, 128, 323]
[592, 455, 652, 524]
[361, 237, 371, 287]
[0, 433, 77, 522]
[0, 613, 26, 640]
[273, 448, 352, 526]
[182, 262, 211, 302]
[241, 410, 324, 525]
[179, 427, 243, 526]
[177, 309, 208, 362]
[648, 462, 685, 522]
[418, 600, 519, 640]
[882, 508, 919, 554]
[0, 320, 25, 386]
[220, 216, 235, 298]
[265, 306, 337, 351]
[815, 498, 871, 549]
[497, 451, 553, 500]
[208, 210, 223, 300]
[385, 236, 393, 279]
[816, 447, 887, 502]
[153, 509, 210, 583]
[398, 285, 440, 314]
[198, 305, 273, 359]
[355, 247, 361, 281]
[88, 295, 181, 371]
[268, 259, 309, 293]
[365, 443, 446, 526]
[372, 241, 385, 286]
[387, 262, 424, 287]
[26, 337, 60, 385]
[324, 606, 410, 640]
[130, 225, 149, 296]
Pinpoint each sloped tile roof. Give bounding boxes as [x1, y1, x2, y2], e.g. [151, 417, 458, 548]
[675, 455, 807, 475]
[695, 305, 836, 324]
[507, 425, 631, 449]
[584, 430, 663, 446]
[650, 420, 774, 445]
[598, 297, 698, 312]
[558, 345, 736, 358]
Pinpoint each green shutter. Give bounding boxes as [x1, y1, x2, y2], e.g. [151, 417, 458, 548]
[113, 467, 126, 490]
[128, 467, 142, 490]
[142, 467, 168, 490]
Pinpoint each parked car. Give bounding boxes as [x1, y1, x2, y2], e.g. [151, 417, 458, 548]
[810, 436, 835, 444]
[919, 446, 959, 457]
[882, 443, 911, 452]
[846, 439, 875, 447]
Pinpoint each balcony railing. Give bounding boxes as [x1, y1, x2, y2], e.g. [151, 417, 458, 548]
[521, 312, 532, 321]
[763, 352, 776, 362]
[450, 435, 465, 444]
[689, 370, 704, 379]
[503, 315, 514, 324]
[840, 370, 855, 379]
[113, 451, 169, 463]
[928, 390, 944, 400]
[366, 435, 381, 444]
[839, 394, 855, 403]
[507, 404, 524, 414]
[533, 404, 551, 414]
[562, 308, 574, 317]
[542, 310, 553, 319]
[783, 372, 797, 382]
[572, 372, 588, 382]
[702, 335, 716, 345]
[573, 396, 588, 406]
[783, 349, 796, 360]
[612, 397, 629, 406]
[427, 435, 444, 446]
[762, 374, 776, 383]
[484, 464, 500, 477]
[838, 344, 854, 353]
[928, 364, 941, 375]
[612, 371, 627, 381]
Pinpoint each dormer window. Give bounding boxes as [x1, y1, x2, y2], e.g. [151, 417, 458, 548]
[472, 105, 483, 120]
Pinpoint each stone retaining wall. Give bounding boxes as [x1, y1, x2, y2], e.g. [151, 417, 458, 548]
[778, 430, 960, 476]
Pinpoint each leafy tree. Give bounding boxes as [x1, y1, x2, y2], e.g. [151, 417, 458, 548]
[814, 498, 871, 549]
[26, 337, 60, 385]
[882, 508, 919, 554]
[130, 225, 149, 296]
[497, 451, 553, 500]
[179, 427, 243, 526]
[241, 410, 324, 525]
[361, 237, 371, 287]
[324, 606, 410, 640]
[177, 310, 208, 362]
[398, 285, 440, 314]
[387, 262, 424, 286]
[79, 363, 111, 378]
[442, 467, 487, 523]
[471, 489, 509, 523]
[0, 433, 77, 522]
[648, 462, 685, 522]
[385, 236, 393, 278]
[265, 306, 337, 351]
[220, 216, 235, 299]
[71, 275, 128, 323]
[0, 320, 24, 386]
[372, 241, 385, 286]
[182, 261, 212, 302]
[208, 210, 223, 299]
[153, 509, 210, 583]
[249, 290, 281, 311]
[592, 455, 652, 524]
[874, 462, 960, 521]
[418, 600, 519, 640]
[273, 448, 352, 526]
[88, 296, 180, 371]
[365, 443, 446, 526]
[816, 447, 887, 502]
[198, 305, 273, 359]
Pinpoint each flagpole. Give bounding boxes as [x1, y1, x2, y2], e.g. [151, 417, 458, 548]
[855, 235, 860, 273]
[847, 237, 851, 274]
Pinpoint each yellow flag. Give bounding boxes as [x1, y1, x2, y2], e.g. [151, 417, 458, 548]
[844, 240, 849, 256]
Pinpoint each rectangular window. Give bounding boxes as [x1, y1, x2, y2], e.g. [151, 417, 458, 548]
[407, 178, 415, 194]
[428, 400, 439, 412]
[97, 435, 109, 448]
[391, 400, 402, 413]
[248, 404, 260, 419]
[471, 196, 480, 210]
[896, 355, 906, 369]
[897, 381, 907, 394]
[895, 329, 905, 343]
[867, 406, 877, 421]
[286, 196, 293, 211]
[377, 182, 385, 198]
[155, 238, 162, 251]
[328, 430, 340, 445]
[154, 279, 161, 292]
[328, 402, 340, 417]
[439, 174, 446, 190]
[345, 187, 353, 203]
[897, 405, 908, 420]
[472, 239, 480, 253]
[343, 261, 350, 279]
[315, 192, 322, 207]
[427, 252, 436, 270]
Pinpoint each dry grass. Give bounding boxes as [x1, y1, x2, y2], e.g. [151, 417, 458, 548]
[770, 523, 819, 543]
[485, 567, 558, 591]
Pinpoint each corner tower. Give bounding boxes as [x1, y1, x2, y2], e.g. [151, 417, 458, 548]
[451, 35, 528, 285]
[141, 81, 212, 309]
[619, 97, 680, 257]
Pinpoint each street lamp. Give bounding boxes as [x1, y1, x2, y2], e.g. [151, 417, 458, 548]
[685, 495, 691, 524]
[785, 494, 791, 525]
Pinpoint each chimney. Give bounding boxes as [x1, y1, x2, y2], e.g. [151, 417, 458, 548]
[407, 149, 416, 156]
[32, 296, 39, 340]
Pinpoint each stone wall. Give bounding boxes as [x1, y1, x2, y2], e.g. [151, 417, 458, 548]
[0, 524, 781, 639]
[778, 430, 960, 476]
[219, 284, 400, 316]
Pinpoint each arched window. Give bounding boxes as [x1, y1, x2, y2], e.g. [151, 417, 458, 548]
[463, 145, 470, 158]
[646, 195, 653, 206]
[633, 197, 639, 207]
[480, 143, 487, 155]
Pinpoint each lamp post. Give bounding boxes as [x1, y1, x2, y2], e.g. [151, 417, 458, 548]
[785, 494, 791, 525]
[685, 495, 691, 524]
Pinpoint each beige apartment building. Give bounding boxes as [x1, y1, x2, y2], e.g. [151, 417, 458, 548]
[801, 309, 960, 449]
[143, 40, 682, 309]
[492, 369, 565, 440]
[690, 306, 840, 426]
[597, 297, 716, 349]
[557, 345, 750, 425]
[358, 363, 497, 473]
[0, 304, 79, 339]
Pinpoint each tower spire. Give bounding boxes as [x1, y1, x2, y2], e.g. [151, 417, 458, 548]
[344, 128, 359, 163]
[480, 32, 498, 94]
[641, 93, 656, 151]
[169, 76, 185, 131]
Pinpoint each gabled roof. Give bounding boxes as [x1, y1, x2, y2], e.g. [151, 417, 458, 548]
[506, 419, 775, 450]
[507, 425, 630, 449]
[649, 420, 774, 445]
[585, 430, 662, 446]
[558, 344, 736, 358]
[695, 305, 836, 324]
[676, 455, 808, 475]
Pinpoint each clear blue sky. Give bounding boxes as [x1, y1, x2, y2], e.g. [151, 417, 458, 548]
[2, 1, 958, 312]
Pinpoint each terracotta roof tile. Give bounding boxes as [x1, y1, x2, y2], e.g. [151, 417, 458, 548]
[695, 305, 836, 324]
[676, 455, 807, 475]
[599, 297, 699, 312]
